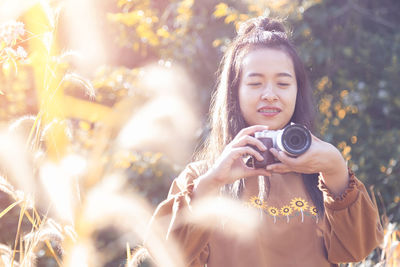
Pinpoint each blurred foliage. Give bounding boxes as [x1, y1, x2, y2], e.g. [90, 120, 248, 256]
[293, 0, 400, 223]
[113, 150, 179, 205]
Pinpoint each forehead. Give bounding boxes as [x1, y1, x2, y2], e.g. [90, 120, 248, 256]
[241, 48, 295, 76]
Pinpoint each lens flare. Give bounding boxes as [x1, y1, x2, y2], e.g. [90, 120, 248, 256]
[61, 154, 87, 177]
[40, 161, 75, 223]
[66, 242, 91, 267]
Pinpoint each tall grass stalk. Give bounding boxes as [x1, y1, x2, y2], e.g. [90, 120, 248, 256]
[0, 2, 399, 267]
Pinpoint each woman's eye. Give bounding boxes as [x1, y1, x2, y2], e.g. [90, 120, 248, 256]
[278, 83, 290, 87]
[247, 82, 262, 87]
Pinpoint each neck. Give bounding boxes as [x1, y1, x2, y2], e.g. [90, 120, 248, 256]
[242, 175, 264, 200]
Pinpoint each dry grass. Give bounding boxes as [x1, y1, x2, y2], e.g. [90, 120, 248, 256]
[0, 2, 399, 267]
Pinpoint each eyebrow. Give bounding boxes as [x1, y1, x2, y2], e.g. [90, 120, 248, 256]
[246, 72, 293, 78]
[247, 73, 264, 77]
[277, 72, 293, 78]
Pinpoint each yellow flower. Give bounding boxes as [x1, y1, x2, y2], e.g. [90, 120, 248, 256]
[224, 13, 237, 24]
[115, 159, 131, 169]
[213, 3, 229, 18]
[79, 120, 91, 131]
[290, 197, 309, 211]
[267, 206, 279, 216]
[129, 154, 138, 162]
[212, 39, 222, 47]
[280, 205, 293, 216]
[309, 206, 318, 216]
[249, 196, 266, 210]
[137, 166, 145, 174]
[156, 27, 170, 38]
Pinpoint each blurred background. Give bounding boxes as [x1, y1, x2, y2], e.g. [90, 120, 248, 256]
[0, 0, 399, 266]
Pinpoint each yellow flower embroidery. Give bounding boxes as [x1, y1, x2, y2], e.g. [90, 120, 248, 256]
[246, 196, 317, 224]
[268, 206, 279, 223]
[309, 206, 318, 216]
[290, 197, 309, 222]
[280, 205, 293, 223]
[280, 205, 293, 216]
[309, 206, 319, 223]
[290, 197, 309, 211]
[268, 207, 279, 216]
[249, 196, 266, 210]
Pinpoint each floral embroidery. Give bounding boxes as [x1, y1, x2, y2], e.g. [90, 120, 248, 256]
[309, 206, 318, 223]
[290, 197, 309, 211]
[267, 206, 279, 223]
[309, 206, 317, 216]
[245, 196, 318, 223]
[280, 205, 293, 216]
[290, 197, 309, 222]
[249, 196, 267, 210]
[268, 206, 279, 215]
[280, 205, 293, 223]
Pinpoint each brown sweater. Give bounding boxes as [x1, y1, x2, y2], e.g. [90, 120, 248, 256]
[146, 162, 383, 267]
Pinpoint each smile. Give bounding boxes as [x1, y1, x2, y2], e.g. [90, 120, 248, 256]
[258, 108, 281, 114]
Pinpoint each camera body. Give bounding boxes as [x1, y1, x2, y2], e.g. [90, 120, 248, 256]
[247, 124, 312, 168]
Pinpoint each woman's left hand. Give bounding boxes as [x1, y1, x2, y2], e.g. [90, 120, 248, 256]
[267, 134, 349, 196]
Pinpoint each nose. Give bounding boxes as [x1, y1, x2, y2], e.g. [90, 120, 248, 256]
[261, 84, 278, 102]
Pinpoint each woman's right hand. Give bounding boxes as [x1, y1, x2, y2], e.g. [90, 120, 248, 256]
[195, 125, 272, 196]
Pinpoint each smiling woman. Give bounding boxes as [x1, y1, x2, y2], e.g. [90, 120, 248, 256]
[143, 16, 383, 267]
[239, 48, 297, 130]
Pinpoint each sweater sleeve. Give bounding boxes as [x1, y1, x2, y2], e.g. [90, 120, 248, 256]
[145, 162, 211, 267]
[319, 170, 384, 263]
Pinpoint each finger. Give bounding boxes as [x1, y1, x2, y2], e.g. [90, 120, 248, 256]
[232, 135, 267, 151]
[269, 148, 297, 166]
[236, 125, 269, 139]
[310, 133, 320, 141]
[242, 161, 271, 176]
[233, 146, 264, 162]
[266, 162, 291, 173]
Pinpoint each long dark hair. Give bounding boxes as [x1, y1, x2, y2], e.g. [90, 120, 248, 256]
[194, 17, 323, 214]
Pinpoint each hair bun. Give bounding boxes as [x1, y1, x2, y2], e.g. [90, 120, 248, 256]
[259, 18, 285, 33]
[238, 16, 285, 36]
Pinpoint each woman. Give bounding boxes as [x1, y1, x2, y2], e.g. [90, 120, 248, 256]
[145, 17, 383, 267]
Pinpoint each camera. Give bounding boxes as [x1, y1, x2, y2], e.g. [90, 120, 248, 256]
[246, 123, 312, 168]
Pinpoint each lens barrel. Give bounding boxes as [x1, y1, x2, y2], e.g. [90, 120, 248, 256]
[280, 124, 311, 155]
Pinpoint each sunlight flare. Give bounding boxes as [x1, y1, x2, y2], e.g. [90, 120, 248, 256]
[40, 161, 75, 223]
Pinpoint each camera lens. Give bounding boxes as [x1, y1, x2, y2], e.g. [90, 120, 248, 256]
[281, 124, 311, 155]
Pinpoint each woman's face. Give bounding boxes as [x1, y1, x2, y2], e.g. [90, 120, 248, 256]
[238, 48, 297, 130]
